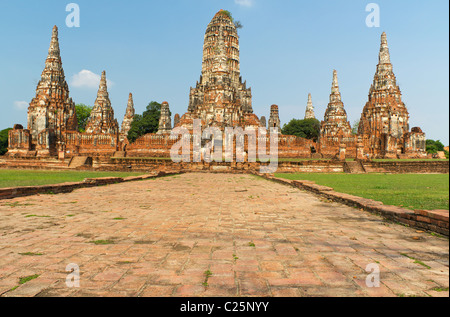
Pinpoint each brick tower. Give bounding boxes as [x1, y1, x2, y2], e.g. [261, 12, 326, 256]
[85, 71, 119, 135]
[27, 26, 78, 155]
[178, 10, 260, 131]
[320, 70, 352, 140]
[358, 32, 420, 157]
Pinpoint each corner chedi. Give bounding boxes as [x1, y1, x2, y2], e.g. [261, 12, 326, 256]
[85, 71, 119, 135]
[358, 32, 426, 158]
[177, 9, 260, 131]
[8, 26, 78, 157]
[320, 70, 352, 141]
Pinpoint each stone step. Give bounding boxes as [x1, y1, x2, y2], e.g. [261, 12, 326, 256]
[113, 151, 126, 158]
[68, 156, 92, 168]
[345, 161, 366, 174]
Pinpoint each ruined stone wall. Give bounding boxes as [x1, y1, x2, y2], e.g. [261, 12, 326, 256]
[363, 160, 449, 174]
[64, 131, 118, 158]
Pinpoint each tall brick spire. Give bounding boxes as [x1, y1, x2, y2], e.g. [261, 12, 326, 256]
[358, 32, 412, 155]
[330, 70, 342, 102]
[85, 71, 119, 135]
[320, 70, 352, 140]
[27, 25, 78, 151]
[202, 9, 240, 82]
[379, 32, 391, 65]
[180, 9, 258, 131]
[47, 25, 61, 60]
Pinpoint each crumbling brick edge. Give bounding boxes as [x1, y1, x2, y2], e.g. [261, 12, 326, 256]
[0, 171, 184, 201]
[253, 172, 449, 237]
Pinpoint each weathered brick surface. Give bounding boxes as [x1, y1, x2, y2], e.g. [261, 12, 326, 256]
[7, 18, 427, 162]
[0, 173, 447, 297]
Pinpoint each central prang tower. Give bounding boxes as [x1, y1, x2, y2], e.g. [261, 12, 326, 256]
[178, 10, 260, 131]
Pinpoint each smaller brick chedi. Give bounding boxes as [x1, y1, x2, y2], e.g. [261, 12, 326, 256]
[8, 26, 78, 157]
[85, 71, 119, 135]
[320, 70, 352, 141]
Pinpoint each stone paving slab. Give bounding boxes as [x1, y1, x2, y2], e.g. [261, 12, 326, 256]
[0, 173, 448, 297]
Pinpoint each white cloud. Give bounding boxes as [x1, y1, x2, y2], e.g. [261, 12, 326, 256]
[14, 101, 28, 110]
[235, 0, 254, 7]
[70, 70, 114, 89]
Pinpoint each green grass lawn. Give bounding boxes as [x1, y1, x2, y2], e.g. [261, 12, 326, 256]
[371, 159, 449, 162]
[275, 173, 449, 210]
[0, 169, 144, 188]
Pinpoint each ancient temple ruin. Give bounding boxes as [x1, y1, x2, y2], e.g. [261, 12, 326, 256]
[6, 12, 427, 161]
[320, 70, 353, 141]
[358, 32, 426, 158]
[8, 26, 78, 157]
[176, 10, 261, 131]
[85, 71, 119, 135]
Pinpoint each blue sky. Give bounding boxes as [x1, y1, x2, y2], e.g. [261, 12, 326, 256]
[0, 0, 448, 144]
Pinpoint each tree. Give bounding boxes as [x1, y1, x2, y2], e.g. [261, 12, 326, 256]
[221, 10, 243, 29]
[234, 21, 243, 29]
[75, 104, 93, 132]
[0, 128, 12, 155]
[281, 118, 321, 141]
[127, 101, 166, 143]
[426, 139, 445, 154]
[352, 120, 360, 135]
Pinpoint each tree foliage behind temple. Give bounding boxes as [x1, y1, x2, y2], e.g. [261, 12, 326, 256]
[281, 118, 321, 142]
[0, 128, 12, 155]
[127, 101, 166, 143]
[75, 104, 93, 133]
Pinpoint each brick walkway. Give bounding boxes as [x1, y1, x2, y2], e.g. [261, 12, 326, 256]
[0, 173, 448, 297]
